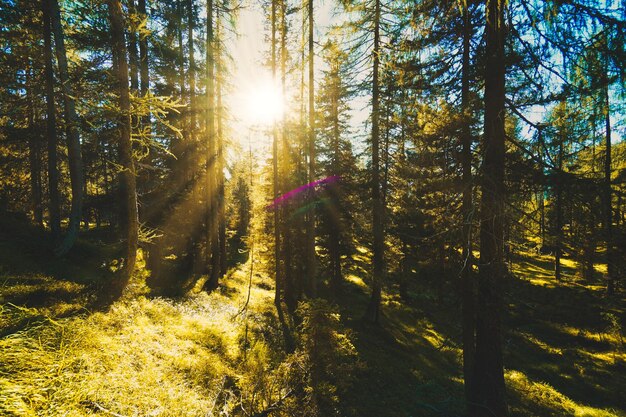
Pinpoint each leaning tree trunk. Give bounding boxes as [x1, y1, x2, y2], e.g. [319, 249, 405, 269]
[108, 0, 139, 289]
[50, 0, 84, 256]
[472, 0, 508, 416]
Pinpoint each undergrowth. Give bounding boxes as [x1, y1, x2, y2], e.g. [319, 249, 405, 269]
[1, 226, 625, 417]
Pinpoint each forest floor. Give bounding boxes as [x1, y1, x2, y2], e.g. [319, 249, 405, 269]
[1, 216, 625, 417]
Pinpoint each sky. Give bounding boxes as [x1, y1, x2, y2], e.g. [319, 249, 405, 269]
[225, 0, 344, 151]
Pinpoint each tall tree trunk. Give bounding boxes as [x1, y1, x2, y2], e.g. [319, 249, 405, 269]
[128, 0, 139, 92]
[538, 128, 545, 246]
[26, 63, 43, 229]
[42, 0, 61, 239]
[171, 0, 186, 171]
[280, 0, 296, 313]
[271, 0, 293, 352]
[108, 0, 139, 287]
[137, 0, 151, 168]
[50, 0, 84, 256]
[138, 0, 149, 99]
[472, 0, 508, 415]
[204, 0, 220, 290]
[460, 3, 475, 409]
[604, 49, 614, 295]
[305, 0, 317, 297]
[554, 130, 563, 282]
[187, 0, 196, 181]
[216, 10, 227, 278]
[330, 60, 342, 293]
[365, 0, 383, 323]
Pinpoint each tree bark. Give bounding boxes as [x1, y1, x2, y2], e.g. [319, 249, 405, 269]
[50, 0, 84, 256]
[460, 3, 476, 410]
[216, 10, 227, 278]
[330, 58, 342, 293]
[472, 0, 508, 415]
[26, 62, 43, 229]
[108, 0, 139, 287]
[280, 0, 296, 313]
[128, 0, 139, 93]
[204, 0, 220, 290]
[554, 130, 563, 282]
[42, 0, 61, 239]
[305, 0, 317, 297]
[138, 0, 149, 98]
[270, 0, 293, 352]
[604, 49, 614, 295]
[365, 0, 383, 323]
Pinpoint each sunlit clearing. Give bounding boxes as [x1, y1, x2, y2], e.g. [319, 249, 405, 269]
[244, 81, 284, 125]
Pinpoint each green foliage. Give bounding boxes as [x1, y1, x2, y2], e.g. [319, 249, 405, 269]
[235, 299, 360, 417]
[294, 299, 360, 416]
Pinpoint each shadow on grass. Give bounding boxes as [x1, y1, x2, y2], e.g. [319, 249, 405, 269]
[505, 252, 625, 414]
[332, 247, 624, 417]
[0, 215, 124, 336]
[329, 256, 465, 417]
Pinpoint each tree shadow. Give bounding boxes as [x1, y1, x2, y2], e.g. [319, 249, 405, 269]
[0, 216, 125, 334]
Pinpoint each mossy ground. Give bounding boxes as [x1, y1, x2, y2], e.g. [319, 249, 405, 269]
[1, 220, 624, 416]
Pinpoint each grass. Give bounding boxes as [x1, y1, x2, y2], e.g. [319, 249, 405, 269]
[1, 218, 625, 417]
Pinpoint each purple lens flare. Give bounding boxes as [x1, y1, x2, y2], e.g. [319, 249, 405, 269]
[268, 175, 340, 210]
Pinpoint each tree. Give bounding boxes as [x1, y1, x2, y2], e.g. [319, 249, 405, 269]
[316, 39, 355, 294]
[460, 1, 476, 407]
[50, 0, 84, 256]
[107, 0, 138, 287]
[305, 0, 317, 297]
[472, 0, 508, 415]
[363, 0, 384, 323]
[42, 0, 61, 240]
[204, 0, 220, 290]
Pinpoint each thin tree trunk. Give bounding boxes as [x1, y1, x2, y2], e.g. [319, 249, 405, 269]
[365, 0, 383, 323]
[128, 0, 139, 93]
[604, 50, 614, 295]
[108, 0, 139, 287]
[555, 133, 563, 282]
[330, 59, 342, 293]
[271, 0, 293, 352]
[42, 0, 61, 239]
[187, 0, 196, 182]
[538, 128, 545, 246]
[216, 10, 227, 278]
[305, 0, 317, 297]
[137, 0, 151, 170]
[460, 3, 475, 409]
[138, 0, 149, 99]
[280, 0, 296, 313]
[204, 0, 220, 290]
[472, 0, 508, 415]
[26, 63, 43, 228]
[50, 0, 84, 256]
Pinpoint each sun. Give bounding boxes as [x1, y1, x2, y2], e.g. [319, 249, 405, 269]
[243, 80, 284, 125]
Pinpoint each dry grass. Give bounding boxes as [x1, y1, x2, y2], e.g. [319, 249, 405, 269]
[1, 295, 242, 416]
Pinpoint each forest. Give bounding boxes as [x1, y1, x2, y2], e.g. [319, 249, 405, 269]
[0, 0, 625, 416]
